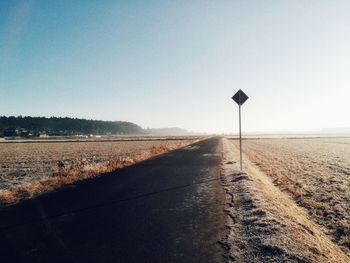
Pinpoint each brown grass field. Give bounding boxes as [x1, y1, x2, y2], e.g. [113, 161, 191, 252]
[230, 137, 350, 256]
[0, 138, 199, 205]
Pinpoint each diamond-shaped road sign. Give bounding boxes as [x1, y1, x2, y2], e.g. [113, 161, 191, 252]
[231, 89, 248, 171]
[232, 89, 248, 106]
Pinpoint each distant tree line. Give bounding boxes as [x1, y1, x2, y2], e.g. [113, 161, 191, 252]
[0, 116, 143, 136]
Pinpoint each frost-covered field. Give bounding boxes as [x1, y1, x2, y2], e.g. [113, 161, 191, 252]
[231, 138, 350, 252]
[0, 138, 198, 205]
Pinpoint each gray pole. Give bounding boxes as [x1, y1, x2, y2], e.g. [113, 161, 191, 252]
[239, 104, 242, 171]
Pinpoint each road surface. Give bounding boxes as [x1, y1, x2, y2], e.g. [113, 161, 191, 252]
[0, 137, 226, 263]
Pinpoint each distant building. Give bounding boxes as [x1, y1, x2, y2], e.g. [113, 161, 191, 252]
[39, 132, 48, 138]
[19, 128, 29, 137]
[3, 128, 19, 137]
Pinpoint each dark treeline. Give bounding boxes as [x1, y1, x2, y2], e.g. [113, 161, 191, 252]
[0, 116, 143, 136]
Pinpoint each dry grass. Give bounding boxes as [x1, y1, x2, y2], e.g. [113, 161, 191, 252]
[0, 139, 198, 205]
[222, 138, 350, 262]
[230, 137, 350, 255]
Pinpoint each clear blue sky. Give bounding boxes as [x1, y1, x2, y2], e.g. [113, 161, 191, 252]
[1, 1, 349, 133]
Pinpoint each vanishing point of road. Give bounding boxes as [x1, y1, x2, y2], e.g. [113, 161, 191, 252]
[0, 137, 226, 263]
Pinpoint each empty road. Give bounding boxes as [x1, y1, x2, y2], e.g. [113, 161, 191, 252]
[0, 137, 226, 263]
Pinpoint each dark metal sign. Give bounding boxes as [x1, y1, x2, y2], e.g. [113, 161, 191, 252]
[232, 89, 248, 106]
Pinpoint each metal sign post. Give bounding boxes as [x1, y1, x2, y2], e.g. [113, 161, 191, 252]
[232, 89, 249, 171]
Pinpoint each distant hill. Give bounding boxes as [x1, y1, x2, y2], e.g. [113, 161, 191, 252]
[145, 127, 191, 136]
[321, 127, 350, 135]
[0, 116, 143, 136]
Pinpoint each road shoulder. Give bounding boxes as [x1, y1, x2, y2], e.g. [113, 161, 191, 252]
[220, 138, 350, 263]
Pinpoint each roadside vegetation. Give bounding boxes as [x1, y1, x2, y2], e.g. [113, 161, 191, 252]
[221, 138, 350, 262]
[0, 139, 198, 205]
[230, 138, 350, 255]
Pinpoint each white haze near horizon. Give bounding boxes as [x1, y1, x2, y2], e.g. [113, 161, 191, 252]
[0, 1, 349, 134]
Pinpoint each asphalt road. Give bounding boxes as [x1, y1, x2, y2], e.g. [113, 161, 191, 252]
[0, 137, 226, 263]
